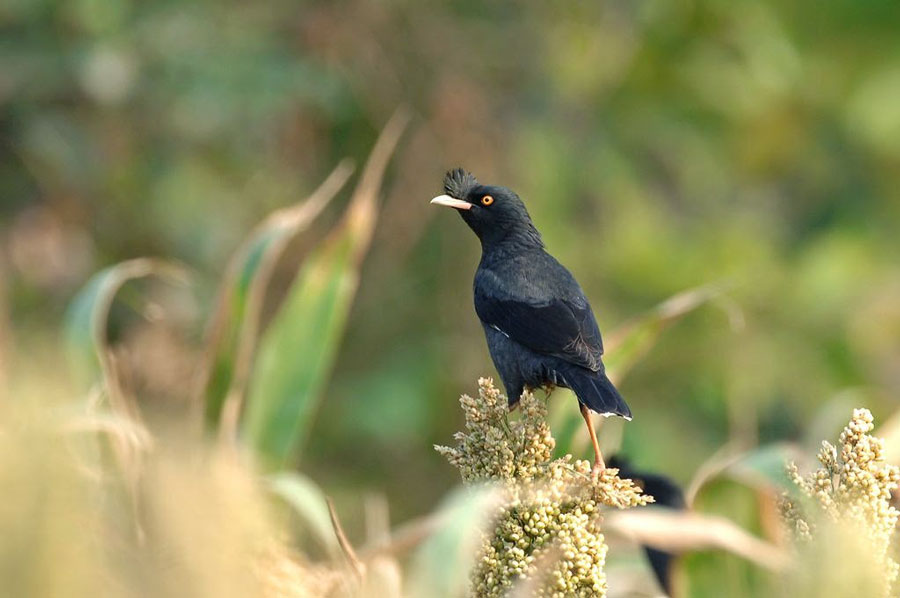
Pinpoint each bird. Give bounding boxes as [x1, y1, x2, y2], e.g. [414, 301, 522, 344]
[431, 168, 631, 478]
[608, 455, 686, 596]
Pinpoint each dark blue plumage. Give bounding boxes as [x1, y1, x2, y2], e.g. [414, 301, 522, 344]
[432, 168, 631, 472]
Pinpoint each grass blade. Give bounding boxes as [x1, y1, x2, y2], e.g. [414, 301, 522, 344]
[685, 443, 802, 507]
[267, 472, 340, 560]
[406, 484, 503, 598]
[678, 441, 800, 598]
[243, 109, 409, 468]
[604, 510, 788, 571]
[63, 258, 188, 543]
[197, 161, 355, 431]
[64, 258, 189, 402]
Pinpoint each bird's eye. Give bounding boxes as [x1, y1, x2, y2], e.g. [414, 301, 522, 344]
[481, 195, 494, 206]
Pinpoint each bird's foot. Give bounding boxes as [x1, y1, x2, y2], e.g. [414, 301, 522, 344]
[591, 460, 605, 484]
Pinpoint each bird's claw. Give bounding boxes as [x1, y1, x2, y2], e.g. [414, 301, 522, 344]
[591, 461, 604, 484]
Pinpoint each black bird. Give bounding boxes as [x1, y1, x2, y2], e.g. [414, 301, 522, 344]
[431, 168, 631, 476]
[608, 455, 686, 596]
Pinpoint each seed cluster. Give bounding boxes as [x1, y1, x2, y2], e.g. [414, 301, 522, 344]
[781, 408, 900, 597]
[436, 378, 650, 597]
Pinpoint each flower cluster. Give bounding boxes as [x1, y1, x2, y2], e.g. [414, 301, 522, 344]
[781, 408, 900, 597]
[436, 378, 650, 597]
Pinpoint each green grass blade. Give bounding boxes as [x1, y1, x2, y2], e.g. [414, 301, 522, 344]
[680, 477, 781, 598]
[407, 484, 502, 598]
[243, 110, 408, 468]
[64, 258, 189, 395]
[674, 442, 803, 597]
[266, 472, 340, 559]
[198, 161, 354, 430]
[685, 442, 804, 507]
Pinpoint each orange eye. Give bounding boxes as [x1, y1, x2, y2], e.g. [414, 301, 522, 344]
[481, 195, 494, 206]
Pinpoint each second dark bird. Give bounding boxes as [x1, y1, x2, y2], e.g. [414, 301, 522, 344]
[431, 168, 631, 477]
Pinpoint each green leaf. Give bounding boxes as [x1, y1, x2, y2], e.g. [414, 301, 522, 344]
[680, 478, 780, 598]
[722, 443, 800, 493]
[407, 484, 502, 598]
[675, 442, 803, 597]
[685, 442, 803, 507]
[242, 110, 408, 468]
[64, 258, 189, 395]
[266, 472, 339, 559]
[199, 161, 354, 429]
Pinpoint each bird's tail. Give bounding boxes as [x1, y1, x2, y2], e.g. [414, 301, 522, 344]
[559, 366, 632, 420]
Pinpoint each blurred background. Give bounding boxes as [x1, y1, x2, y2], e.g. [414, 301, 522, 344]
[2, 0, 900, 575]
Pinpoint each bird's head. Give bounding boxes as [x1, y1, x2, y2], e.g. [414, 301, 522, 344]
[430, 168, 543, 249]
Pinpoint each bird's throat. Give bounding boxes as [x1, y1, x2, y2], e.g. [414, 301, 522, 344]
[477, 225, 544, 256]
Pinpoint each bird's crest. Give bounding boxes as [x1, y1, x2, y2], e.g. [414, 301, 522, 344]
[443, 168, 478, 199]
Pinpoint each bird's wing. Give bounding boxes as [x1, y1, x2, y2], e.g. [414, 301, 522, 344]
[474, 268, 604, 372]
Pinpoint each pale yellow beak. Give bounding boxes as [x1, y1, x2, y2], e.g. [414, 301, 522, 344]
[430, 195, 472, 210]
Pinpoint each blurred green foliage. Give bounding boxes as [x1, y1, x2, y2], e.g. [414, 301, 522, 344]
[3, 1, 900, 594]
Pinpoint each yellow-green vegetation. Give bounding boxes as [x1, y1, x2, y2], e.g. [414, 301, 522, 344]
[0, 397, 314, 598]
[781, 408, 900, 598]
[437, 378, 650, 597]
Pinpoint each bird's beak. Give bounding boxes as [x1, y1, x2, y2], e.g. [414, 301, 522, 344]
[430, 195, 472, 210]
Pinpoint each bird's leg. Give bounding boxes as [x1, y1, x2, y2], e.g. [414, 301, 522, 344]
[580, 404, 605, 482]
